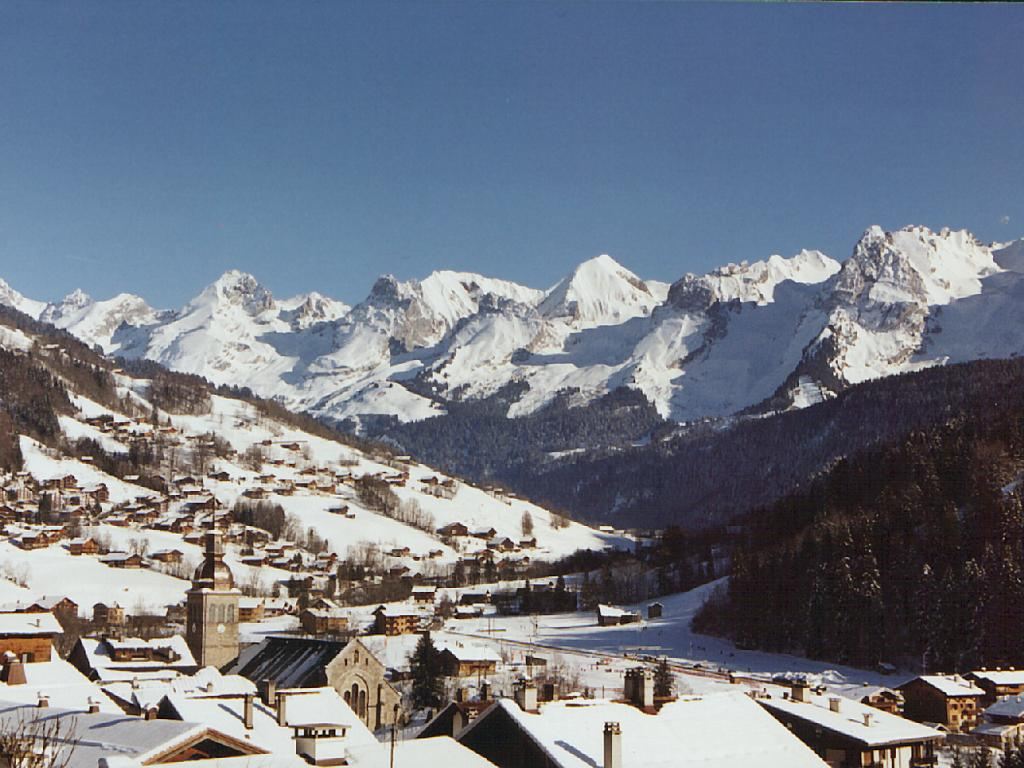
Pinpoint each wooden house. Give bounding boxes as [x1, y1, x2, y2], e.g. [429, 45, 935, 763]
[898, 675, 984, 733]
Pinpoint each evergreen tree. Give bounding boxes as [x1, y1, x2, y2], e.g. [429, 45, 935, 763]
[653, 658, 674, 698]
[999, 744, 1024, 768]
[409, 632, 444, 709]
[971, 746, 993, 768]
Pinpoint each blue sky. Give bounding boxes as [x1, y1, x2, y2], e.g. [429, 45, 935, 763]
[0, 1, 1021, 308]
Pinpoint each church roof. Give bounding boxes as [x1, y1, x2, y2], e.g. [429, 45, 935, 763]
[229, 636, 346, 689]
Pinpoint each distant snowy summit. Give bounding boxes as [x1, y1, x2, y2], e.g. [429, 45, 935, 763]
[1, 224, 1021, 428]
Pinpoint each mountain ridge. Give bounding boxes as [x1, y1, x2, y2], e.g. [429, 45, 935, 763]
[1, 224, 1021, 442]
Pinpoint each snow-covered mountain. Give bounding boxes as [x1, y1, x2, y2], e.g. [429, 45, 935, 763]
[1, 225, 1022, 432]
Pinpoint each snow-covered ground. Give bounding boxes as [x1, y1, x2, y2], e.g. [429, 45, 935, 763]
[446, 579, 903, 696]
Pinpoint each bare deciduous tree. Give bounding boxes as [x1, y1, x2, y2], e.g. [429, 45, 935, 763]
[0, 711, 78, 768]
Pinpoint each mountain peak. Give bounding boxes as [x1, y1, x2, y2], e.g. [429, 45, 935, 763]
[0, 278, 47, 320]
[61, 288, 93, 309]
[197, 270, 275, 314]
[837, 225, 998, 307]
[539, 255, 661, 324]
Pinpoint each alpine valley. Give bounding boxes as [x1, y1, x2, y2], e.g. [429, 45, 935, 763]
[4, 224, 1024, 526]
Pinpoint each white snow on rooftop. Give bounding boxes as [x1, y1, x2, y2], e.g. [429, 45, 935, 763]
[912, 674, 984, 698]
[469, 693, 827, 768]
[760, 689, 943, 747]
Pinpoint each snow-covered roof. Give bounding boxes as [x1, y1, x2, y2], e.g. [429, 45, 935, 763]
[464, 694, 827, 768]
[0, 654, 120, 713]
[0, 699, 253, 768]
[910, 675, 984, 697]
[395, 736, 497, 767]
[975, 722, 1022, 737]
[103, 666, 256, 712]
[971, 669, 1024, 687]
[760, 690, 944, 747]
[0, 611, 62, 635]
[985, 694, 1024, 720]
[78, 635, 196, 673]
[437, 641, 502, 664]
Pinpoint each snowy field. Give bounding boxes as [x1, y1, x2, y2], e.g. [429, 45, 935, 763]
[446, 579, 904, 695]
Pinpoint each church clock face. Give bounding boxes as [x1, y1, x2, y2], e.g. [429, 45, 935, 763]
[217, 623, 226, 634]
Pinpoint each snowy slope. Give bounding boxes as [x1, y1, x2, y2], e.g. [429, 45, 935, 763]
[45, 291, 164, 353]
[0, 316, 628, 612]
[0, 278, 47, 319]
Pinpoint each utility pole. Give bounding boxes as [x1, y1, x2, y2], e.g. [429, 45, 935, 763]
[390, 703, 399, 768]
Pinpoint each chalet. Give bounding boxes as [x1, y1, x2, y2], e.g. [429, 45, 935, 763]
[9, 595, 78, 619]
[597, 604, 640, 627]
[80, 482, 109, 503]
[263, 597, 295, 617]
[454, 681, 828, 768]
[647, 602, 664, 619]
[12, 529, 52, 550]
[93, 602, 126, 627]
[238, 597, 265, 623]
[69, 635, 198, 680]
[966, 669, 1024, 706]
[412, 585, 437, 605]
[487, 536, 516, 552]
[183, 496, 221, 514]
[373, 605, 420, 636]
[438, 643, 501, 678]
[760, 682, 943, 768]
[898, 674, 984, 733]
[471, 527, 497, 540]
[100, 551, 146, 569]
[438, 522, 470, 538]
[300, 606, 350, 637]
[973, 694, 1024, 751]
[388, 546, 411, 558]
[150, 548, 184, 564]
[0, 611, 63, 662]
[460, 592, 489, 606]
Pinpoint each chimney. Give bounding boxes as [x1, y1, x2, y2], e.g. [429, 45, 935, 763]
[790, 681, 809, 703]
[88, 698, 100, 714]
[829, 697, 841, 713]
[480, 681, 490, 701]
[37, 694, 49, 709]
[3, 655, 26, 687]
[263, 679, 277, 706]
[863, 712, 873, 727]
[624, 668, 654, 709]
[513, 680, 537, 713]
[145, 707, 157, 721]
[243, 693, 254, 730]
[277, 692, 288, 726]
[603, 722, 621, 768]
[455, 687, 465, 703]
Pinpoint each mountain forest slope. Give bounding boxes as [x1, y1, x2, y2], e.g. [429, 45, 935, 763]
[694, 368, 1024, 670]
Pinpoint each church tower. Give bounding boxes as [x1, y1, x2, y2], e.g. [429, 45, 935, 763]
[186, 526, 240, 669]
